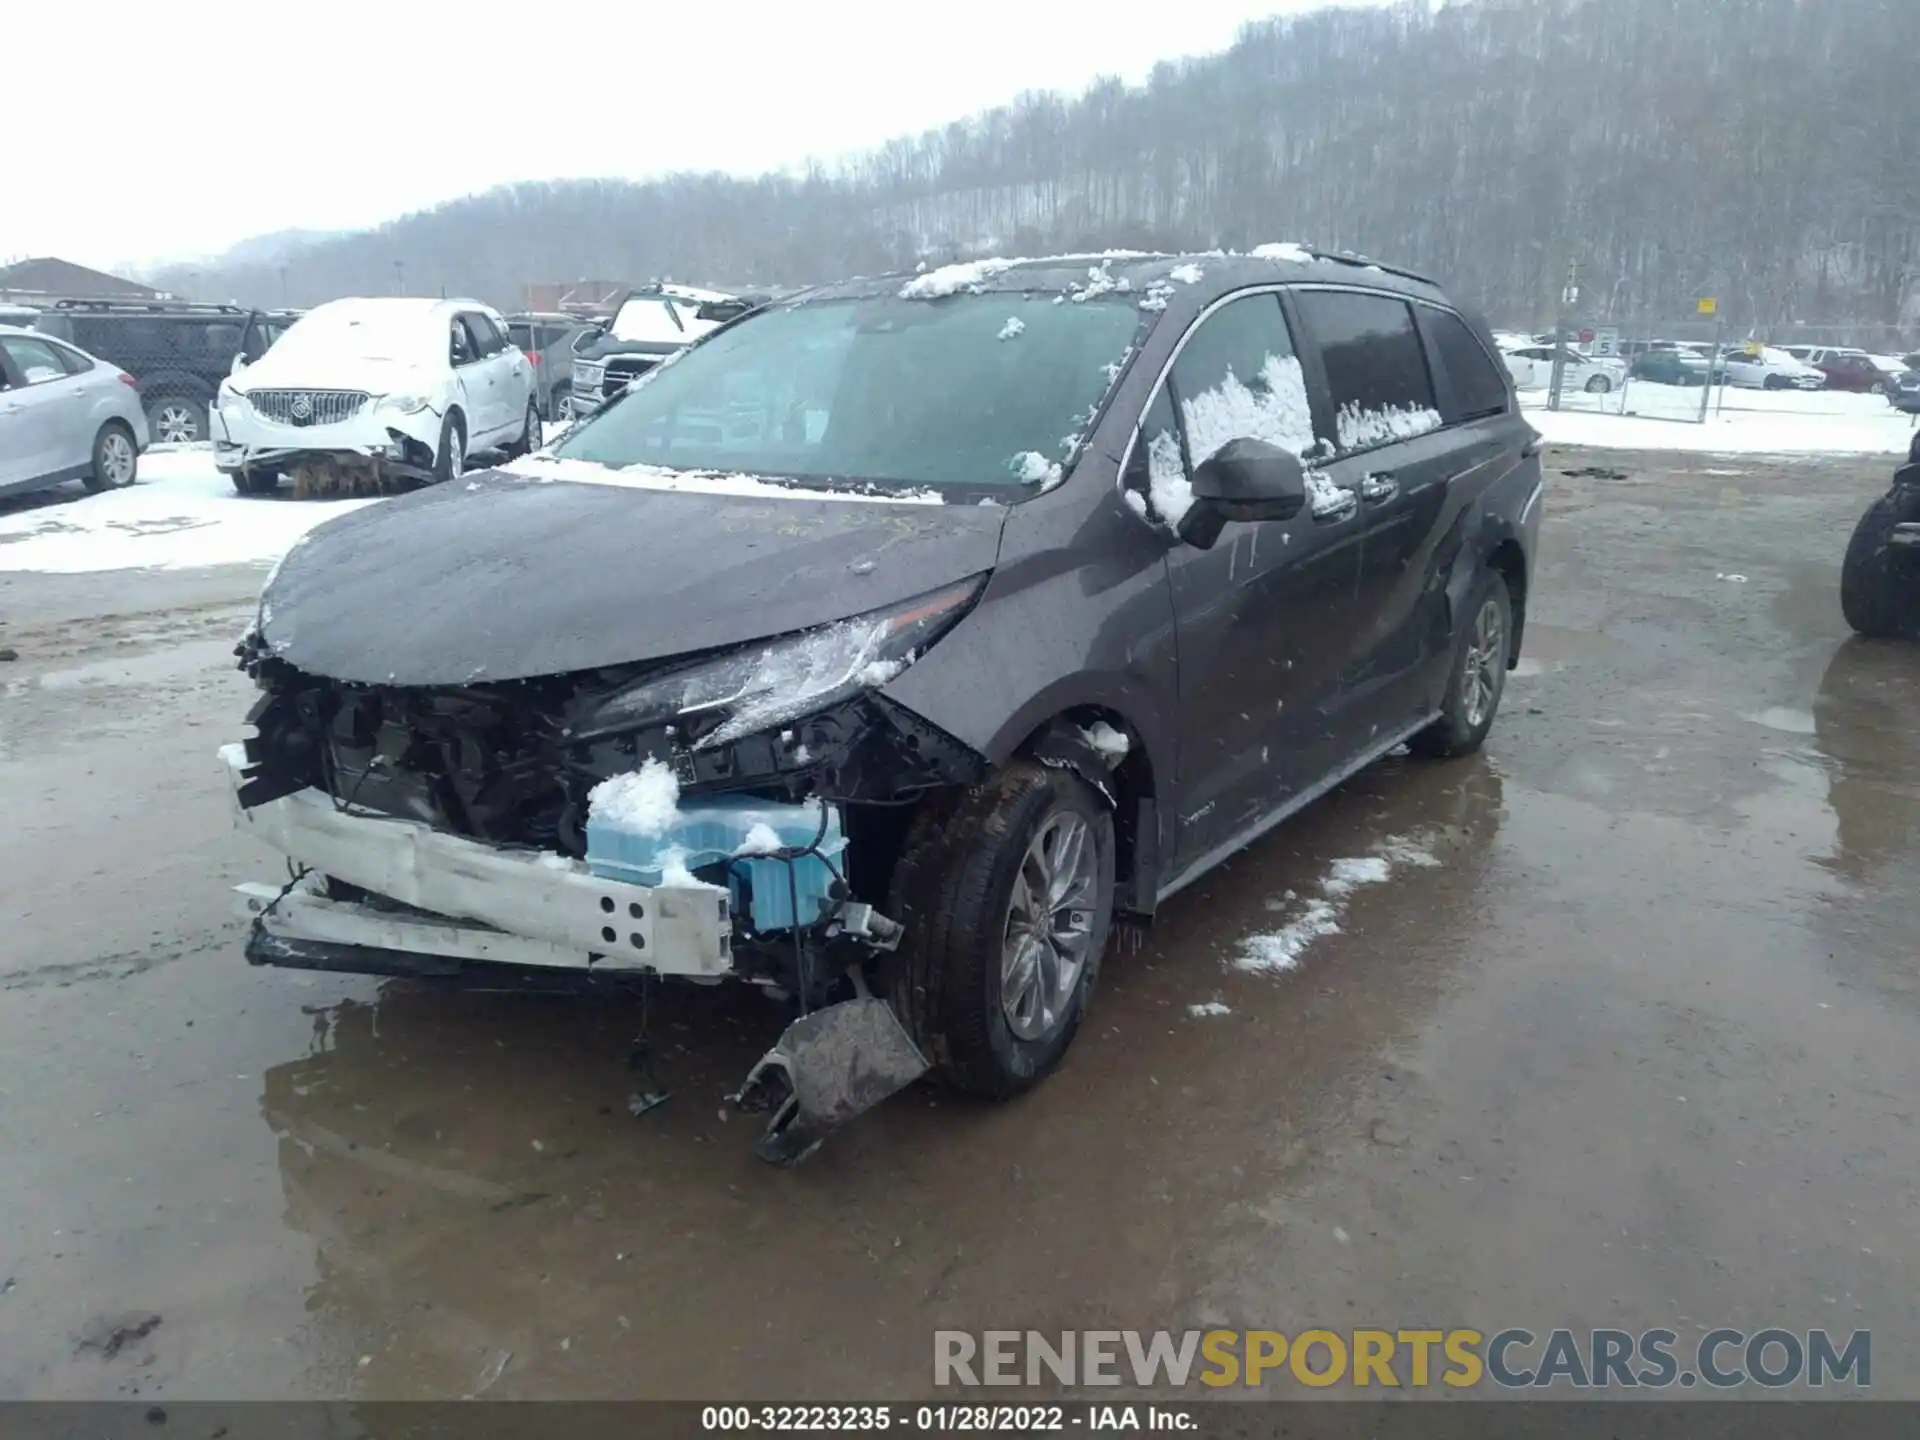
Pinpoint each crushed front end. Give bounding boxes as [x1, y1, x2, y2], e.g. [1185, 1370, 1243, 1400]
[226, 609, 984, 997]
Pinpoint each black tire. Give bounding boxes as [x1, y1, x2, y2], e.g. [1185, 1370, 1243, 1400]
[1583, 374, 1611, 394]
[886, 761, 1115, 1099]
[83, 421, 138, 492]
[503, 398, 540, 459]
[1840, 498, 1920, 640]
[145, 394, 206, 445]
[548, 383, 569, 423]
[1410, 569, 1514, 759]
[1763, 374, 1787, 391]
[433, 410, 466, 483]
[229, 467, 280, 496]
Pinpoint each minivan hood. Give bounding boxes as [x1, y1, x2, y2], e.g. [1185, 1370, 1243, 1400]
[256, 470, 1006, 685]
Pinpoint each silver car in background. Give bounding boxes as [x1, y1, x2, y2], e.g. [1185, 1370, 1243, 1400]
[0, 325, 150, 499]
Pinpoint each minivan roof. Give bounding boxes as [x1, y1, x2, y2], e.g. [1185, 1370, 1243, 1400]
[800, 247, 1451, 307]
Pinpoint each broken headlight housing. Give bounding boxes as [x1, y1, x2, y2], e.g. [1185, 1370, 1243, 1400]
[583, 574, 987, 749]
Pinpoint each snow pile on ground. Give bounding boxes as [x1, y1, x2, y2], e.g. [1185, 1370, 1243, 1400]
[587, 758, 681, 836]
[1188, 1001, 1232, 1018]
[0, 449, 378, 574]
[1525, 386, 1918, 456]
[1237, 833, 1442, 974]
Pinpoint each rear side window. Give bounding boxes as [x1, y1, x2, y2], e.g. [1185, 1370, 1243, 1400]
[1294, 290, 1440, 453]
[2, 335, 77, 384]
[1422, 308, 1510, 421]
[508, 323, 536, 349]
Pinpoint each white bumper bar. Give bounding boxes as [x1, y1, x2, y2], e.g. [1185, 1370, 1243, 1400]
[219, 743, 733, 977]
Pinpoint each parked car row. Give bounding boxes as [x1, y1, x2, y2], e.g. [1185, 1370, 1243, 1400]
[1498, 328, 1919, 393]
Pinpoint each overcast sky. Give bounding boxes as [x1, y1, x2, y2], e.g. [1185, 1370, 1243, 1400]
[6, 0, 1360, 274]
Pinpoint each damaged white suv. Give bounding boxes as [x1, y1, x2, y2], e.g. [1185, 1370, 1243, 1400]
[212, 297, 538, 496]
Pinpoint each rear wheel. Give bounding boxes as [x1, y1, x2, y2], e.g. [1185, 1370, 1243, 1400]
[887, 761, 1114, 1099]
[146, 395, 206, 445]
[1410, 569, 1513, 758]
[503, 398, 540, 459]
[84, 422, 138, 492]
[1841, 498, 1920, 640]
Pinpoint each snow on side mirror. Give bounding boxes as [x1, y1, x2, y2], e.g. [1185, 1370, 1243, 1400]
[231, 353, 248, 375]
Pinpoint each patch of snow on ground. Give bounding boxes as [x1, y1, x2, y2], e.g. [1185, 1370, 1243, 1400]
[1169, 263, 1205, 285]
[998, 317, 1026, 340]
[588, 757, 681, 836]
[1181, 354, 1319, 473]
[0, 449, 380, 574]
[1237, 832, 1442, 974]
[1336, 402, 1442, 451]
[1188, 1001, 1232, 1018]
[1522, 387, 1918, 456]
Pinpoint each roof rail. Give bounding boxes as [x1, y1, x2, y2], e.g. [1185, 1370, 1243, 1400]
[51, 297, 250, 314]
[1305, 248, 1439, 288]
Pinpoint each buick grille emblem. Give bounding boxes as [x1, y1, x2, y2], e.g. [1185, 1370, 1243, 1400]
[290, 393, 313, 421]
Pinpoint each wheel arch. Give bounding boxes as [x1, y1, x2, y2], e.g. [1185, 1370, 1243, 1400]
[1009, 701, 1163, 918]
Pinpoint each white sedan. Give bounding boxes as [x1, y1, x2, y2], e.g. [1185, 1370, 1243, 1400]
[212, 297, 537, 496]
[1720, 346, 1825, 391]
[0, 325, 149, 500]
[1503, 345, 1628, 394]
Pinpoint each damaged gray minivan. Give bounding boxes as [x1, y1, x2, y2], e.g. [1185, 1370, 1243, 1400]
[225, 248, 1541, 1160]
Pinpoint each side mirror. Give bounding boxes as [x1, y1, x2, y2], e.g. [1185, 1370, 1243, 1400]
[1175, 438, 1307, 549]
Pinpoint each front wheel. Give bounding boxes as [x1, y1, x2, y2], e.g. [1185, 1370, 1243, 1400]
[229, 467, 280, 496]
[1410, 569, 1513, 759]
[433, 411, 466, 483]
[1583, 374, 1612, 394]
[887, 761, 1115, 1099]
[1764, 374, 1788, 391]
[1840, 498, 1920, 639]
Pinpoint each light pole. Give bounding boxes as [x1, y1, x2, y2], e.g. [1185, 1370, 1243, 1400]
[393, 260, 406, 296]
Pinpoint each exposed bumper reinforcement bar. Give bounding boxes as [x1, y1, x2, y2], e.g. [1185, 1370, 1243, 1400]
[219, 742, 733, 977]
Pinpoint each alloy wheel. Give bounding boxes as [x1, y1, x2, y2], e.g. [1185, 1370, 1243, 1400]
[101, 432, 135, 485]
[999, 808, 1099, 1042]
[1461, 595, 1505, 730]
[154, 403, 199, 444]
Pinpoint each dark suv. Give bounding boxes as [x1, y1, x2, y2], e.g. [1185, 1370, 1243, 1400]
[33, 299, 296, 445]
[228, 250, 1540, 1160]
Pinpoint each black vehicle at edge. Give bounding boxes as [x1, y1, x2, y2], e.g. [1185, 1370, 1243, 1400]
[1841, 430, 1920, 639]
[228, 249, 1542, 1148]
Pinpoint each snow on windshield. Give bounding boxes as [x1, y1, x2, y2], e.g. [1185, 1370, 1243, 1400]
[553, 293, 1143, 494]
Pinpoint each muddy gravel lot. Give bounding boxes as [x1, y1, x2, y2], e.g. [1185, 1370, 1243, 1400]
[1, 445, 1916, 1402]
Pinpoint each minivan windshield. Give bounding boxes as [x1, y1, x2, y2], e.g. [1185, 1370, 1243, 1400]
[552, 295, 1144, 493]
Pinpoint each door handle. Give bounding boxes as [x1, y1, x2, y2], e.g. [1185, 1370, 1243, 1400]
[1309, 484, 1359, 522]
[1359, 473, 1399, 503]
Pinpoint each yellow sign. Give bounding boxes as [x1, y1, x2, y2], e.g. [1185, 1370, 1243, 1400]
[1744, 340, 1764, 356]
[1697, 297, 1718, 315]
